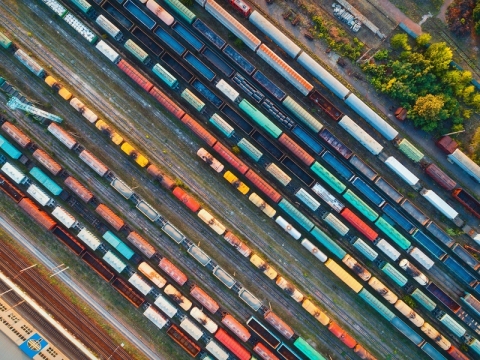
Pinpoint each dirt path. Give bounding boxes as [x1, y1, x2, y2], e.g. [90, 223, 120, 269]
[437, 0, 454, 23]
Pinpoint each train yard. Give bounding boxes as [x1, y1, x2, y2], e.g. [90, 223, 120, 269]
[2, 0, 480, 360]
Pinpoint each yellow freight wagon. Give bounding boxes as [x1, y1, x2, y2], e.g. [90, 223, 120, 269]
[58, 87, 72, 101]
[121, 142, 149, 167]
[223, 170, 249, 195]
[301, 299, 330, 326]
[95, 120, 124, 145]
[324, 259, 363, 293]
[250, 254, 277, 280]
[45, 75, 72, 100]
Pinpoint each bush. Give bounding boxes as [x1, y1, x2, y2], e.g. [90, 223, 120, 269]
[233, 38, 245, 50]
[231, 145, 240, 155]
[374, 49, 389, 61]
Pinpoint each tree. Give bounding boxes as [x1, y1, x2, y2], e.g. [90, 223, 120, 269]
[416, 33, 431, 47]
[424, 42, 453, 73]
[390, 33, 411, 51]
[410, 94, 449, 131]
[446, 0, 475, 36]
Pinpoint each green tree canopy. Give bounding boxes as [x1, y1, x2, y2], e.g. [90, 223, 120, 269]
[391, 33, 411, 51]
[424, 42, 453, 72]
[410, 94, 449, 131]
[416, 33, 432, 46]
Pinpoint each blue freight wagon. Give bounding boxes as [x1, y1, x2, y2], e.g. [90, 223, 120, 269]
[172, 22, 204, 52]
[322, 151, 354, 181]
[123, 0, 156, 29]
[292, 126, 324, 155]
[352, 177, 385, 207]
[443, 256, 478, 287]
[192, 19, 226, 50]
[191, 79, 223, 108]
[154, 27, 185, 55]
[201, 48, 234, 77]
[252, 71, 286, 101]
[223, 44, 255, 75]
[221, 105, 253, 134]
[412, 230, 447, 260]
[183, 52, 216, 82]
[382, 204, 416, 234]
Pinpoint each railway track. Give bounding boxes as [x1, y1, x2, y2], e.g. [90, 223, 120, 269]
[0, 239, 132, 360]
[0, 2, 431, 358]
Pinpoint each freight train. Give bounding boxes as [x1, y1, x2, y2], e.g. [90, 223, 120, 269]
[2, 4, 476, 358]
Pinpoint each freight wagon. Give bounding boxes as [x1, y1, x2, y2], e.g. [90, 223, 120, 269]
[191, 79, 223, 108]
[309, 90, 342, 121]
[202, 48, 234, 78]
[102, 1, 134, 30]
[123, 0, 156, 29]
[183, 52, 216, 82]
[193, 19, 226, 50]
[322, 151, 354, 181]
[319, 128, 353, 159]
[131, 27, 163, 56]
[172, 22, 204, 52]
[96, 14, 124, 41]
[145, 0, 174, 26]
[452, 188, 480, 219]
[155, 28, 186, 56]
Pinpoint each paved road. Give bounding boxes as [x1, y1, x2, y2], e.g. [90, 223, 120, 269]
[0, 214, 165, 360]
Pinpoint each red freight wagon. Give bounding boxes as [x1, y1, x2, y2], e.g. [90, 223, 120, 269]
[223, 231, 252, 257]
[278, 133, 314, 166]
[221, 314, 251, 342]
[1, 122, 31, 148]
[111, 277, 145, 307]
[127, 231, 156, 258]
[117, 59, 153, 92]
[32, 149, 63, 175]
[436, 136, 458, 155]
[244, 169, 282, 203]
[328, 322, 356, 348]
[95, 204, 125, 231]
[213, 142, 249, 174]
[159, 258, 188, 285]
[172, 187, 201, 212]
[147, 165, 176, 189]
[52, 227, 86, 256]
[166, 324, 201, 357]
[253, 342, 279, 360]
[190, 285, 219, 314]
[340, 208, 378, 241]
[309, 90, 343, 121]
[64, 176, 94, 203]
[264, 310, 294, 339]
[181, 114, 217, 147]
[149, 86, 185, 119]
[0, 174, 25, 202]
[230, 0, 252, 17]
[452, 188, 480, 219]
[18, 198, 56, 231]
[81, 251, 115, 282]
[215, 328, 251, 360]
[424, 163, 457, 191]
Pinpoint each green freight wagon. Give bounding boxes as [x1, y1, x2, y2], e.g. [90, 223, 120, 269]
[124, 39, 150, 64]
[162, 0, 196, 24]
[397, 138, 424, 163]
[181, 89, 205, 112]
[279, 199, 314, 231]
[310, 161, 346, 194]
[342, 189, 379, 222]
[29, 167, 62, 195]
[0, 134, 22, 160]
[380, 262, 408, 286]
[411, 289, 436, 312]
[0, 32, 12, 50]
[152, 63, 178, 88]
[310, 226, 346, 259]
[209, 113, 234, 138]
[375, 216, 411, 250]
[237, 138, 262, 162]
[282, 96, 323, 133]
[359, 289, 396, 321]
[70, 0, 95, 16]
[239, 99, 282, 139]
[293, 337, 326, 360]
[102, 231, 135, 260]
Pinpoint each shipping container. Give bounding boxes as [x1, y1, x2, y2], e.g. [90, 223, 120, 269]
[308, 90, 343, 121]
[138, 262, 166, 288]
[452, 188, 480, 218]
[375, 216, 411, 250]
[384, 157, 419, 186]
[191, 79, 223, 108]
[426, 282, 461, 313]
[95, 40, 120, 63]
[239, 99, 282, 139]
[382, 204, 416, 234]
[197, 148, 224, 172]
[380, 262, 408, 287]
[448, 149, 480, 183]
[443, 256, 478, 287]
[424, 163, 457, 191]
[397, 138, 424, 162]
[47, 123, 78, 150]
[32, 149, 62, 176]
[146, 0, 174, 25]
[322, 152, 354, 181]
[14, 50, 45, 77]
[190, 285, 219, 314]
[18, 198, 56, 231]
[159, 258, 187, 285]
[323, 213, 349, 236]
[1, 122, 31, 148]
[340, 208, 378, 241]
[311, 183, 344, 213]
[155, 29, 186, 56]
[420, 189, 458, 220]
[182, 114, 216, 146]
[29, 167, 62, 195]
[368, 277, 397, 303]
[339, 116, 383, 155]
[149, 86, 186, 119]
[352, 238, 378, 261]
[325, 259, 362, 293]
[164, 284, 193, 311]
[193, 19, 226, 50]
[352, 178, 385, 207]
[274, 216, 301, 240]
[282, 96, 323, 133]
[399, 259, 428, 285]
[358, 289, 395, 321]
[343, 190, 379, 222]
[205, 0, 260, 51]
[342, 254, 371, 281]
[245, 169, 282, 203]
[209, 113, 234, 138]
[374, 177, 403, 203]
[310, 162, 346, 194]
[238, 138, 263, 162]
[252, 71, 286, 102]
[222, 314, 251, 342]
[318, 128, 353, 159]
[375, 238, 400, 261]
[124, 0, 156, 29]
[162, 0, 196, 24]
[197, 209, 226, 235]
[96, 15, 123, 41]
